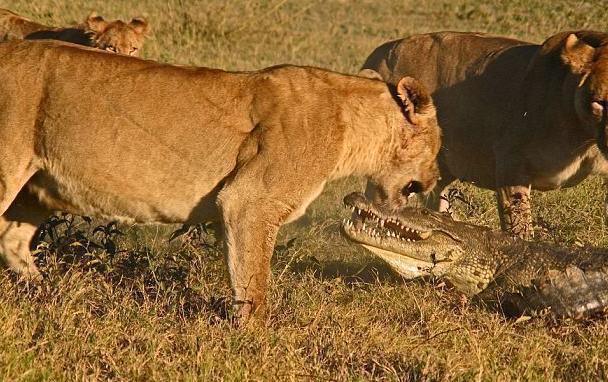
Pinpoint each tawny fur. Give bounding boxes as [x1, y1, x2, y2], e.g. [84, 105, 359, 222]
[0, 9, 150, 56]
[0, 40, 440, 321]
[362, 31, 608, 238]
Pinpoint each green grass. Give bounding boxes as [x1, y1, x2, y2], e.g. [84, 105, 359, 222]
[1, 0, 608, 380]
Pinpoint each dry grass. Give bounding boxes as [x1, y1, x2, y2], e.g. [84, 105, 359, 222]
[1, 0, 608, 380]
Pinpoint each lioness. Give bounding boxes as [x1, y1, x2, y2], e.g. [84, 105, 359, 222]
[362, 31, 608, 238]
[0, 40, 440, 321]
[0, 9, 150, 56]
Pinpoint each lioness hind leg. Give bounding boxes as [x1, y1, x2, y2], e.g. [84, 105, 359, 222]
[0, 189, 51, 280]
[0, 218, 42, 280]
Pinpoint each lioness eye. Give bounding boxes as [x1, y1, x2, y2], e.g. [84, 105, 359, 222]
[106, 45, 117, 52]
[130, 47, 138, 55]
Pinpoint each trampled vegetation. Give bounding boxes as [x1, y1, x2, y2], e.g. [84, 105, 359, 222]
[1, 0, 608, 380]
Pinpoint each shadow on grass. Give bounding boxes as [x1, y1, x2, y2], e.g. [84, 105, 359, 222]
[289, 255, 407, 285]
[25, 216, 232, 322]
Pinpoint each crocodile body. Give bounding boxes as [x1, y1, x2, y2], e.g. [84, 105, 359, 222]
[341, 192, 608, 318]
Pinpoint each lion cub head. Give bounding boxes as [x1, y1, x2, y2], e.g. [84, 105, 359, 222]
[558, 32, 608, 154]
[84, 12, 150, 56]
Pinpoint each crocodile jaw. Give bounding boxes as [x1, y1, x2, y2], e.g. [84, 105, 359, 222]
[341, 192, 462, 279]
[360, 245, 434, 278]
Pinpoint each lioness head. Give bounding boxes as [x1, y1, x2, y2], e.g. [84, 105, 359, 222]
[359, 69, 441, 210]
[84, 12, 150, 56]
[560, 33, 608, 155]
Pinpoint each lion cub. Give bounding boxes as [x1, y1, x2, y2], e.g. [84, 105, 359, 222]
[0, 9, 149, 56]
[0, 40, 440, 322]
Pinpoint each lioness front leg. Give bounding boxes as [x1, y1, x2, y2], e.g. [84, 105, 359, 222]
[496, 185, 533, 239]
[218, 161, 321, 323]
[218, 189, 303, 323]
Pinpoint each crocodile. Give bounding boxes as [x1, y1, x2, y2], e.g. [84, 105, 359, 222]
[341, 192, 608, 319]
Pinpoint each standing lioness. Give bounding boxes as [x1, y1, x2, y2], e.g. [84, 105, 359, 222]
[363, 31, 608, 238]
[0, 40, 440, 321]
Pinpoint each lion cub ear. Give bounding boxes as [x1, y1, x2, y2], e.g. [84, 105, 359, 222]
[396, 76, 433, 125]
[561, 33, 595, 73]
[85, 12, 108, 33]
[358, 69, 384, 81]
[129, 17, 150, 35]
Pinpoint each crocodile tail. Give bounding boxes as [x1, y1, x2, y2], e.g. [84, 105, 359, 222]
[501, 265, 608, 319]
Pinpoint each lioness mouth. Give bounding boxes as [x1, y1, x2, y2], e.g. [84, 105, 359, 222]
[341, 193, 431, 243]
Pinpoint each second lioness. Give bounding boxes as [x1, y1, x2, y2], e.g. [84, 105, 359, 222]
[0, 40, 440, 322]
[0, 9, 149, 55]
[362, 31, 608, 238]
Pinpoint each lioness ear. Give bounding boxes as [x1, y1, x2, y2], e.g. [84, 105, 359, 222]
[130, 17, 150, 35]
[358, 68, 383, 81]
[396, 76, 433, 125]
[85, 12, 108, 33]
[561, 33, 595, 73]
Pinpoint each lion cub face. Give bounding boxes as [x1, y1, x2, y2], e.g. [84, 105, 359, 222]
[84, 12, 150, 56]
[561, 34, 608, 155]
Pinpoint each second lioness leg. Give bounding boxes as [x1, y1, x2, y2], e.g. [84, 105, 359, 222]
[496, 185, 533, 239]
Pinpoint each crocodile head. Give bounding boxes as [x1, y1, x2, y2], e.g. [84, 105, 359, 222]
[341, 192, 495, 294]
[342, 192, 608, 319]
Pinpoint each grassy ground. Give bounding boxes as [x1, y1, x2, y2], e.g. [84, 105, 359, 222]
[1, 0, 608, 380]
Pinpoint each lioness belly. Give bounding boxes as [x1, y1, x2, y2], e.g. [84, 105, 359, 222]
[27, 167, 222, 224]
[529, 150, 608, 191]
